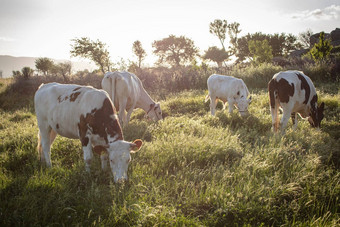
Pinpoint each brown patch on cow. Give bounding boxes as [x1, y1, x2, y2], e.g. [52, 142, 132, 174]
[309, 94, 318, 127]
[73, 87, 81, 91]
[93, 145, 107, 155]
[56, 124, 59, 129]
[78, 98, 123, 146]
[70, 92, 81, 102]
[57, 95, 69, 103]
[268, 78, 294, 108]
[296, 73, 310, 104]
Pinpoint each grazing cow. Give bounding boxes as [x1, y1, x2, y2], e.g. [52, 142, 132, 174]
[34, 82, 143, 183]
[101, 71, 162, 126]
[205, 74, 252, 117]
[268, 70, 325, 132]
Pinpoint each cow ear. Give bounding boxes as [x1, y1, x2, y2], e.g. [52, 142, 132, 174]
[93, 145, 108, 155]
[130, 139, 143, 153]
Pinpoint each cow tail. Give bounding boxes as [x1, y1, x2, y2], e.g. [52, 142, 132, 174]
[268, 79, 279, 131]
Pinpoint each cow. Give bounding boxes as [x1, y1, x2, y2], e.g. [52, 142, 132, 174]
[34, 82, 143, 183]
[205, 74, 252, 117]
[101, 71, 162, 127]
[268, 70, 325, 133]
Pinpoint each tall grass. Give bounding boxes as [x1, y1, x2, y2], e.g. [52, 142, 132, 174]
[1, 75, 339, 226]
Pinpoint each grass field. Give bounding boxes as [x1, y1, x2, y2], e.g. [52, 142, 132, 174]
[0, 77, 339, 226]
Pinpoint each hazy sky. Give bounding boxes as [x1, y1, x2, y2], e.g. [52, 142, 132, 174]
[0, 0, 339, 65]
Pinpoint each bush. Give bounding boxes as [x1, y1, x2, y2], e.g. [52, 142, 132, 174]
[229, 63, 283, 88]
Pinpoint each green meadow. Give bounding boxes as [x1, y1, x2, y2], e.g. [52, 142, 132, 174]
[0, 69, 339, 226]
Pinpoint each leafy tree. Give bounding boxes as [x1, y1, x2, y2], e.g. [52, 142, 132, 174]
[152, 35, 199, 67]
[35, 57, 54, 76]
[209, 19, 228, 50]
[132, 40, 147, 68]
[53, 62, 72, 81]
[70, 37, 112, 74]
[12, 70, 22, 78]
[309, 32, 333, 62]
[21, 67, 34, 79]
[284, 33, 301, 55]
[202, 46, 230, 67]
[298, 29, 313, 48]
[236, 32, 299, 62]
[248, 39, 273, 65]
[228, 22, 241, 55]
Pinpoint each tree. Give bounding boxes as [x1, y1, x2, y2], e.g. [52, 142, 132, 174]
[228, 22, 241, 55]
[152, 35, 199, 67]
[236, 32, 300, 62]
[21, 67, 34, 79]
[309, 32, 333, 63]
[248, 39, 273, 65]
[298, 29, 313, 49]
[70, 37, 112, 74]
[53, 62, 72, 81]
[203, 46, 230, 67]
[209, 19, 228, 50]
[132, 40, 146, 68]
[12, 70, 22, 78]
[284, 33, 301, 55]
[35, 57, 54, 76]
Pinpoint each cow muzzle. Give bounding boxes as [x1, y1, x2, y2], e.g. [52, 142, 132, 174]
[239, 110, 249, 117]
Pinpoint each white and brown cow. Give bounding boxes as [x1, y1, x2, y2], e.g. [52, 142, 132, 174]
[34, 82, 143, 182]
[205, 74, 252, 117]
[101, 71, 162, 127]
[268, 70, 325, 133]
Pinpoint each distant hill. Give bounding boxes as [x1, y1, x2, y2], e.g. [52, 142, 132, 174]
[0, 55, 96, 78]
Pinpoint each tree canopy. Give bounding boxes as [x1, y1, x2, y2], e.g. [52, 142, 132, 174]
[35, 57, 54, 76]
[202, 46, 230, 67]
[132, 40, 147, 68]
[309, 32, 333, 63]
[248, 39, 273, 65]
[70, 37, 112, 74]
[152, 35, 199, 67]
[209, 19, 228, 50]
[236, 32, 300, 62]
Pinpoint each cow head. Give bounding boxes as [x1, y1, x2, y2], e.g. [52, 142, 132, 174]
[308, 102, 325, 128]
[236, 96, 252, 117]
[107, 139, 143, 183]
[146, 103, 163, 121]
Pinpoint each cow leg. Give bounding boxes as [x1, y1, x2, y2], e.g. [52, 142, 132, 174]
[82, 137, 93, 172]
[38, 126, 53, 167]
[209, 95, 217, 116]
[126, 106, 134, 124]
[100, 153, 109, 171]
[119, 98, 128, 127]
[270, 107, 278, 132]
[270, 98, 281, 132]
[291, 112, 298, 130]
[227, 99, 234, 114]
[49, 129, 57, 145]
[280, 105, 293, 133]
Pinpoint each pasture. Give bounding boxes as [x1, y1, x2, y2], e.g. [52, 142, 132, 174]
[0, 76, 339, 226]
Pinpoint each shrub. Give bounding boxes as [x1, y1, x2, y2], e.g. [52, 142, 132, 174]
[230, 63, 283, 88]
